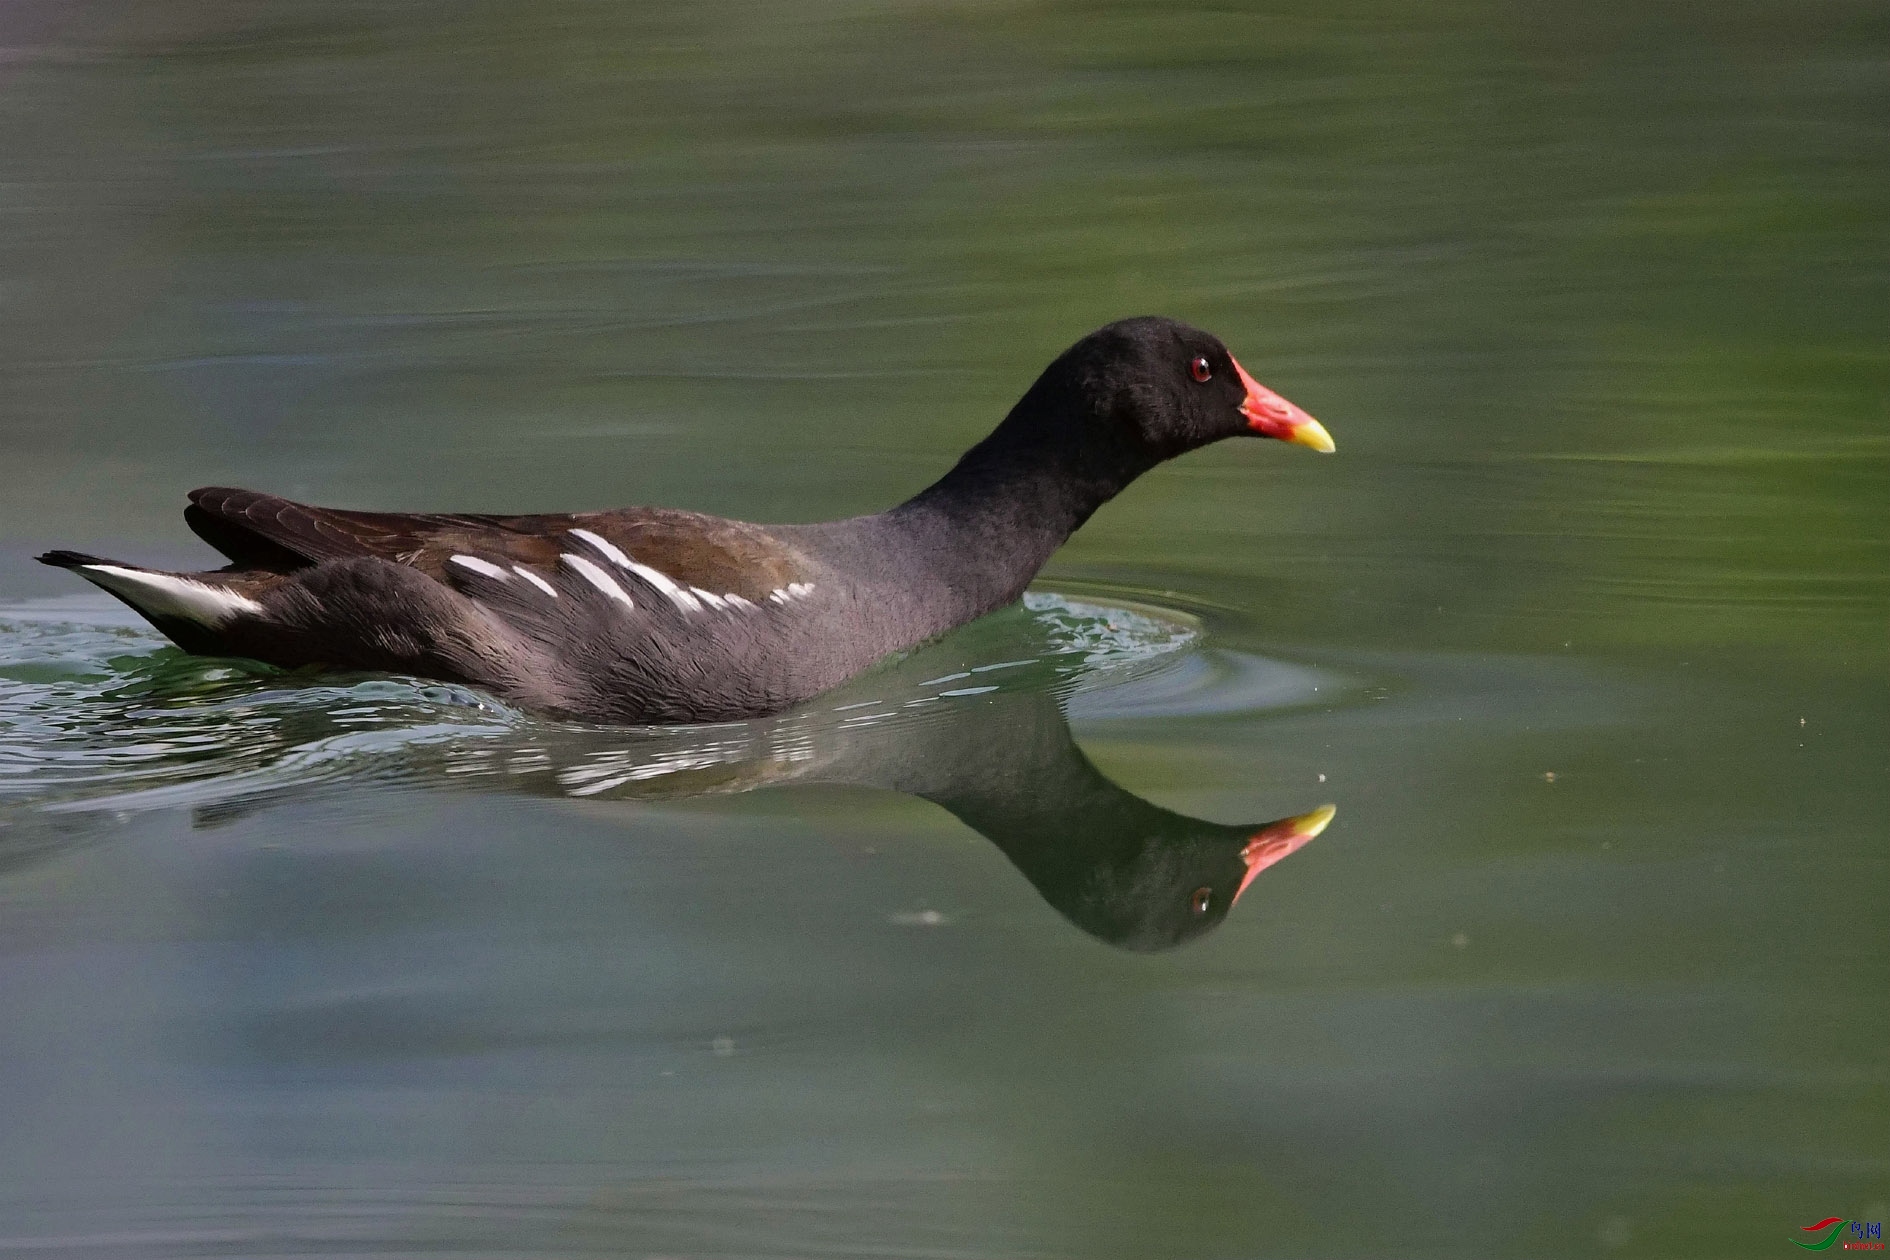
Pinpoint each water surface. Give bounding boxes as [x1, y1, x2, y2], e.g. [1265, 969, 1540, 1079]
[0, 0, 1884, 1256]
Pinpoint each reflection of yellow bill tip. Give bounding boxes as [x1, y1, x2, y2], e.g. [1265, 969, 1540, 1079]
[1289, 418, 1336, 454]
[1290, 803, 1337, 836]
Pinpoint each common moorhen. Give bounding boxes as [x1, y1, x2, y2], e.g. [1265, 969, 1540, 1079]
[41, 316, 1333, 723]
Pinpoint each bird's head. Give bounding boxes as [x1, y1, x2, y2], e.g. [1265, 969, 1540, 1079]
[1047, 315, 1334, 463]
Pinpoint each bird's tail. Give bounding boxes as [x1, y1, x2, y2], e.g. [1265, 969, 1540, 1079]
[37, 550, 266, 650]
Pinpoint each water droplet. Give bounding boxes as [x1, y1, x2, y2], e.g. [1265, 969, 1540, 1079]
[1597, 1216, 1633, 1249]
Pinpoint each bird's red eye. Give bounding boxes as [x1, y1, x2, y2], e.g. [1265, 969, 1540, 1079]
[1190, 355, 1213, 383]
[1191, 887, 1213, 915]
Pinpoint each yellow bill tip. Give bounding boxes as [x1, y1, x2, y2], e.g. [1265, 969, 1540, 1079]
[1288, 803, 1338, 836]
[1288, 418, 1336, 454]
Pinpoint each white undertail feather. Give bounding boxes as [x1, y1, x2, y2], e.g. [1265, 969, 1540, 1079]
[78, 565, 262, 627]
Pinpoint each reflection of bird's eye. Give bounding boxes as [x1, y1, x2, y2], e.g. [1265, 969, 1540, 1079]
[1191, 887, 1213, 915]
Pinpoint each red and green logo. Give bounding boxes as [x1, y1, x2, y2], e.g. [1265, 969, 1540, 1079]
[1797, 1219, 1885, 1251]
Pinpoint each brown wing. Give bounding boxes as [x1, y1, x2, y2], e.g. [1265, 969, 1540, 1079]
[186, 486, 810, 603]
[186, 487, 480, 570]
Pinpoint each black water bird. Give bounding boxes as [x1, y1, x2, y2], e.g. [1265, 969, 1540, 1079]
[41, 317, 1333, 723]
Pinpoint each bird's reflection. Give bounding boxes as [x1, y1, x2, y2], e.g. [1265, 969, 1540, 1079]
[16, 599, 1334, 951]
[429, 685, 1333, 952]
[805, 688, 1330, 951]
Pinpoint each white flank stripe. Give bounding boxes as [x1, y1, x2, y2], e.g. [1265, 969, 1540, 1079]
[568, 528, 633, 569]
[560, 554, 635, 609]
[787, 582, 815, 599]
[571, 528, 702, 614]
[724, 593, 757, 610]
[450, 555, 510, 580]
[690, 587, 729, 611]
[81, 565, 262, 627]
[768, 590, 789, 605]
[622, 560, 703, 614]
[512, 565, 559, 598]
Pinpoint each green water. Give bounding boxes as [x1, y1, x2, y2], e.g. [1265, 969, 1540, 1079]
[0, 0, 1884, 1255]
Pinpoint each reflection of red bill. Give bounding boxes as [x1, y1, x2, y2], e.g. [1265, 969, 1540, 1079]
[1231, 354, 1335, 452]
[1232, 804, 1336, 906]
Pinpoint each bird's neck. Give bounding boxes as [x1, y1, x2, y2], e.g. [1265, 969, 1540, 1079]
[878, 400, 1153, 621]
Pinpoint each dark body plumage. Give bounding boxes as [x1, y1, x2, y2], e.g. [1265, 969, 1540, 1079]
[40, 317, 1330, 723]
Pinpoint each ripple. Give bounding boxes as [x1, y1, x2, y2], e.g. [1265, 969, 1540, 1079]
[0, 590, 1323, 825]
